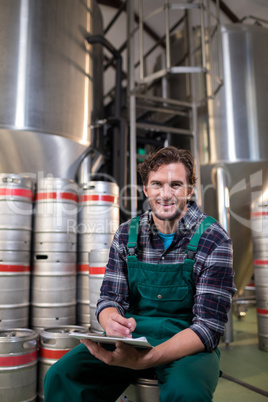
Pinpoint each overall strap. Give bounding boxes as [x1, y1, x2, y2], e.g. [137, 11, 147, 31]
[127, 216, 140, 258]
[185, 216, 217, 261]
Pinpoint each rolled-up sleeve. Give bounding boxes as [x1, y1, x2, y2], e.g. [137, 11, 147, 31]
[190, 237, 236, 351]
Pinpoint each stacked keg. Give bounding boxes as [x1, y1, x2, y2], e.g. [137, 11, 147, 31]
[0, 329, 38, 401]
[31, 177, 79, 332]
[38, 325, 87, 400]
[251, 197, 268, 352]
[0, 174, 34, 329]
[77, 181, 119, 328]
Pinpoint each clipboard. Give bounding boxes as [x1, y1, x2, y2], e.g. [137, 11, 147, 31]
[69, 332, 152, 349]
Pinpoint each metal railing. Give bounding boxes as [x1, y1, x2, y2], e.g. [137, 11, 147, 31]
[127, 0, 223, 216]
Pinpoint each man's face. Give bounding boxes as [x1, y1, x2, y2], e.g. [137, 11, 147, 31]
[143, 163, 193, 224]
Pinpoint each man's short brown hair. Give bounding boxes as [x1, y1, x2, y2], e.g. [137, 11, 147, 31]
[137, 146, 197, 187]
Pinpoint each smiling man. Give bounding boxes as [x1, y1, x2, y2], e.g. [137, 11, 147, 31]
[44, 146, 236, 402]
[142, 162, 193, 231]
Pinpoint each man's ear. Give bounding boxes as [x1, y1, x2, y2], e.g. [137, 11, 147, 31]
[187, 187, 194, 200]
[143, 184, 148, 198]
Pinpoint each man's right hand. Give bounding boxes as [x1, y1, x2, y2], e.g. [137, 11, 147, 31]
[98, 307, 136, 338]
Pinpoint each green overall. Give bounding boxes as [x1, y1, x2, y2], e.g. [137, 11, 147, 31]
[44, 216, 221, 402]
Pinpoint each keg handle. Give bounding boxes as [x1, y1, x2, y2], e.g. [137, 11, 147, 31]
[4, 331, 17, 337]
[35, 254, 48, 260]
[2, 177, 21, 184]
[23, 340, 37, 349]
[40, 337, 57, 346]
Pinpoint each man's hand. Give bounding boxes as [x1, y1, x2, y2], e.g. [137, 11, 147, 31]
[99, 308, 136, 338]
[80, 339, 152, 370]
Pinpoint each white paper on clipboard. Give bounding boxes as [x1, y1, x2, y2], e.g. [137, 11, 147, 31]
[69, 332, 152, 349]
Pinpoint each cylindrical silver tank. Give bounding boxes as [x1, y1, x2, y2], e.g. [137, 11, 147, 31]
[0, 0, 103, 178]
[201, 24, 268, 294]
[207, 24, 268, 163]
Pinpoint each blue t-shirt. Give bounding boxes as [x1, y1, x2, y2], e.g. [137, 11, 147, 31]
[157, 231, 175, 250]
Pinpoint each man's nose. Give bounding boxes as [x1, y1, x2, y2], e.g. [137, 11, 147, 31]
[161, 184, 172, 198]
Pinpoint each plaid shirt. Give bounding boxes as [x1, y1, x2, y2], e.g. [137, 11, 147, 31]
[96, 201, 236, 351]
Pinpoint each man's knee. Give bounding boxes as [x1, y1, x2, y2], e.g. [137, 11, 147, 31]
[160, 380, 213, 402]
[44, 360, 61, 389]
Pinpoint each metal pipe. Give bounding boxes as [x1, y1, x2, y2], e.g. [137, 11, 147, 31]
[138, 0, 144, 81]
[214, 166, 230, 233]
[104, 1, 127, 35]
[213, 166, 233, 347]
[164, 0, 171, 71]
[85, 34, 123, 185]
[200, 0, 207, 71]
[216, 0, 223, 82]
[106, 116, 128, 194]
[192, 104, 202, 208]
[85, 34, 122, 118]
[127, 0, 137, 217]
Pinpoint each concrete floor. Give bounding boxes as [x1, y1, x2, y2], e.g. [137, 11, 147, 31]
[214, 306, 268, 401]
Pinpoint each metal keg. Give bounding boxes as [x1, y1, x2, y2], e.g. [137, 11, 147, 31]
[78, 181, 119, 234]
[38, 325, 87, 400]
[0, 174, 33, 329]
[32, 177, 78, 332]
[0, 174, 34, 231]
[34, 231, 77, 253]
[0, 229, 31, 251]
[0, 250, 31, 329]
[34, 177, 78, 233]
[77, 233, 113, 327]
[88, 249, 109, 332]
[31, 303, 76, 334]
[31, 250, 77, 330]
[77, 207, 114, 328]
[76, 268, 91, 329]
[78, 232, 114, 254]
[251, 199, 268, 351]
[0, 329, 38, 402]
[31, 274, 76, 305]
[122, 377, 160, 402]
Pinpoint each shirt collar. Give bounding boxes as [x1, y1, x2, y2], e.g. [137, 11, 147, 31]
[177, 200, 203, 232]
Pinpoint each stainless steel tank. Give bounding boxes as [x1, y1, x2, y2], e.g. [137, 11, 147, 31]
[0, 0, 103, 178]
[207, 24, 268, 163]
[201, 24, 268, 294]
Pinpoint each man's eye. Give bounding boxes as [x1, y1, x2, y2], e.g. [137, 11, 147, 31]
[151, 182, 161, 188]
[172, 183, 181, 188]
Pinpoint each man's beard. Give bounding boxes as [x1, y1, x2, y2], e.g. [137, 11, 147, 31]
[150, 199, 188, 222]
